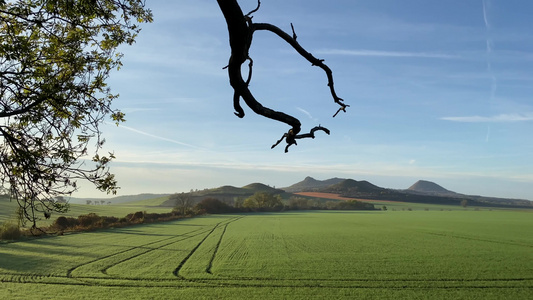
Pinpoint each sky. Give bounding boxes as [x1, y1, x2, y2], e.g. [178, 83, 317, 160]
[77, 0, 533, 200]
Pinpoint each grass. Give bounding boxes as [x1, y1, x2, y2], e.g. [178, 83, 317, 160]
[0, 210, 531, 299]
[0, 195, 172, 228]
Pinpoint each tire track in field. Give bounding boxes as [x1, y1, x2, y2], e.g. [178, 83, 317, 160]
[1, 270, 532, 289]
[99, 226, 216, 275]
[205, 223, 228, 274]
[66, 225, 210, 278]
[0, 217, 242, 286]
[3, 215, 531, 290]
[421, 231, 533, 248]
[173, 216, 243, 278]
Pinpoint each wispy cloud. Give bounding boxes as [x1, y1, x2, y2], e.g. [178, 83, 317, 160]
[482, 0, 491, 29]
[296, 107, 318, 122]
[315, 49, 459, 59]
[111, 123, 205, 150]
[482, 0, 497, 101]
[441, 113, 533, 123]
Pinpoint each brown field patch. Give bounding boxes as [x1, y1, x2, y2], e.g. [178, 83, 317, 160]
[294, 192, 400, 204]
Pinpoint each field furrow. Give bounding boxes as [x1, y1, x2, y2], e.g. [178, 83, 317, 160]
[1, 211, 531, 299]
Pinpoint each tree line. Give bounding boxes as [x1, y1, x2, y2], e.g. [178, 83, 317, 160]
[173, 192, 376, 215]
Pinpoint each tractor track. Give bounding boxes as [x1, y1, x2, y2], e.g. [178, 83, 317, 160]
[1, 215, 531, 290]
[172, 216, 243, 278]
[65, 226, 209, 278]
[2, 270, 531, 290]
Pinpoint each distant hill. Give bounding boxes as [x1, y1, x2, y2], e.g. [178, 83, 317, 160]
[242, 183, 282, 192]
[282, 176, 346, 193]
[324, 179, 384, 194]
[65, 177, 531, 210]
[159, 183, 286, 207]
[69, 193, 171, 205]
[407, 180, 457, 196]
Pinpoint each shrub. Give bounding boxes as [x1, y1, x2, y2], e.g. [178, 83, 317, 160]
[195, 198, 234, 214]
[127, 211, 144, 223]
[101, 216, 119, 226]
[0, 222, 21, 240]
[78, 213, 101, 228]
[53, 216, 79, 230]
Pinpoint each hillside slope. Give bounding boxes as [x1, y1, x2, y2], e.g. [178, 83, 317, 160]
[159, 183, 286, 207]
[407, 180, 456, 195]
[282, 176, 345, 192]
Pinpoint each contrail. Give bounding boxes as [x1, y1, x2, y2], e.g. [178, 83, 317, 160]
[482, 0, 490, 29]
[296, 107, 318, 121]
[108, 122, 205, 150]
[482, 0, 497, 101]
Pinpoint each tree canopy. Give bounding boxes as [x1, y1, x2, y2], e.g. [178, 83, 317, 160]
[0, 0, 152, 227]
[1, 0, 346, 229]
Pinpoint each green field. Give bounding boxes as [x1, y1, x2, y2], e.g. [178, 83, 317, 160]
[0, 210, 532, 299]
[0, 195, 172, 227]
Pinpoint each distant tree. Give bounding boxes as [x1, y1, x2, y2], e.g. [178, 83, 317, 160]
[55, 196, 67, 204]
[382, 205, 387, 211]
[288, 196, 310, 210]
[325, 201, 338, 210]
[0, 0, 153, 228]
[171, 193, 194, 215]
[243, 192, 283, 211]
[100, 200, 106, 205]
[461, 199, 468, 208]
[195, 198, 233, 214]
[233, 196, 245, 208]
[287, 196, 321, 210]
[86, 200, 92, 206]
[334, 200, 375, 211]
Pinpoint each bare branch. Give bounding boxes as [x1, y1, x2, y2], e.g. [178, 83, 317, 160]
[245, 0, 261, 18]
[252, 22, 349, 115]
[290, 23, 297, 40]
[217, 0, 347, 152]
[271, 126, 331, 153]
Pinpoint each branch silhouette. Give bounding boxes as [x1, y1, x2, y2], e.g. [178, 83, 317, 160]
[217, 0, 348, 152]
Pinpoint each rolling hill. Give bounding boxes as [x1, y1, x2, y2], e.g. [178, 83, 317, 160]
[159, 183, 287, 207]
[324, 179, 383, 194]
[68, 193, 171, 205]
[282, 176, 346, 192]
[407, 180, 457, 196]
[4, 177, 528, 216]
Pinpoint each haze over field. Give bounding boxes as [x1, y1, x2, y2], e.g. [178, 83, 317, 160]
[76, 0, 533, 200]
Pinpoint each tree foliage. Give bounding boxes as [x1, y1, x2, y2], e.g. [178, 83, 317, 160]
[0, 0, 152, 228]
[243, 192, 283, 211]
[171, 192, 194, 215]
[194, 197, 234, 214]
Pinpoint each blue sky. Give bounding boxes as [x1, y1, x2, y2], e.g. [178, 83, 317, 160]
[78, 0, 533, 200]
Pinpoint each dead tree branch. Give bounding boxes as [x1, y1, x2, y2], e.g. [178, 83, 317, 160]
[217, 0, 348, 152]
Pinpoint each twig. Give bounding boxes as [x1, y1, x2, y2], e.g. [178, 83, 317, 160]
[245, 0, 261, 17]
[271, 126, 330, 153]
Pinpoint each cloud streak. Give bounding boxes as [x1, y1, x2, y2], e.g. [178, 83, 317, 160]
[482, 0, 491, 29]
[113, 123, 205, 150]
[296, 107, 318, 121]
[315, 49, 459, 59]
[441, 113, 533, 123]
[482, 0, 497, 101]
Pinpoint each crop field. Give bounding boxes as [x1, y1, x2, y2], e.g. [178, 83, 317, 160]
[0, 210, 532, 299]
[0, 195, 171, 227]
